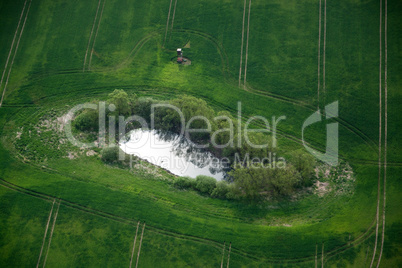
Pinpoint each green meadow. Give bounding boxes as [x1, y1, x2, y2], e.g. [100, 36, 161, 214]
[0, 0, 401, 267]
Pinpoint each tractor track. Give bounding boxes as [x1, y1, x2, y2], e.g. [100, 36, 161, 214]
[0, 177, 378, 264]
[238, 0, 247, 87]
[83, 0, 103, 72]
[243, 0, 252, 89]
[129, 221, 140, 268]
[370, 0, 383, 266]
[163, 0, 174, 47]
[42, 200, 60, 268]
[36, 199, 55, 268]
[377, 0, 387, 266]
[0, 0, 28, 106]
[317, 0, 322, 107]
[0, 0, 32, 108]
[88, 0, 106, 70]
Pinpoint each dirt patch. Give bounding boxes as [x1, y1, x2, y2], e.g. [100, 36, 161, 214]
[67, 152, 78, 159]
[86, 150, 97, 156]
[57, 110, 74, 132]
[314, 180, 330, 197]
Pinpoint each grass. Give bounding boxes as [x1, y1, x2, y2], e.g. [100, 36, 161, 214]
[0, 0, 401, 266]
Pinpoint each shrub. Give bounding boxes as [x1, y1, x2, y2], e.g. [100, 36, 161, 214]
[195, 175, 217, 195]
[73, 109, 98, 132]
[101, 146, 120, 163]
[211, 181, 230, 198]
[173, 176, 195, 190]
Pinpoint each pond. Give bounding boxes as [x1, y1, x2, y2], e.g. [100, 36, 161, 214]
[120, 129, 226, 180]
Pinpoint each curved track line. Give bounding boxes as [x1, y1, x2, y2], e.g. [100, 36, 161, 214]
[244, 85, 377, 151]
[173, 28, 230, 77]
[129, 221, 140, 268]
[377, 0, 387, 266]
[36, 199, 55, 268]
[370, 1, 382, 267]
[83, 0, 102, 72]
[163, 0, 173, 47]
[243, 0, 252, 89]
[168, 0, 178, 42]
[0, 178, 378, 264]
[42, 201, 60, 268]
[88, 0, 106, 70]
[135, 223, 145, 268]
[0, 0, 32, 108]
[0, 0, 27, 98]
[238, 0, 247, 87]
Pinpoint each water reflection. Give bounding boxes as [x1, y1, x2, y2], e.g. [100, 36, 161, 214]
[120, 129, 226, 180]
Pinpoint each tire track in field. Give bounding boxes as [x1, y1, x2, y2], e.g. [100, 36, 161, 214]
[220, 241, 226, 268]
[129, 221, 140, 268]
[0, 0, 28, 104]
[226, 242, 231, 268]
[243, 0, 252, 90]
[42, 200, 60, 268]
[0, 178, 379, 265]
[135, 223, 146, 268]
[0, 0, 32, 108]
[11, 68, 379, 165]
[36, 199, 55, 268]
[243, 85, 377, 151]
[238, 0, 247, 87]
[317, 0, 322, 108]
[321, 243, 324, 268]
[323, 0, 327, 97]
[168, 0, 178, 42]
[163, 0, 173, 47]
[370, 1, 383, 267]
[83, 0, 102, 72]
[315, 244, 318, 268]
[377, 0, 387, 266]
[88, 0, 106, 70]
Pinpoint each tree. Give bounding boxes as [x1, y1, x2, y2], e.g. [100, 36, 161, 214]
[291, 150, 315, 186]
[160, 96, 216, 144]
[229, 163, 302, 200]
[269, 165, 301, 196]
[108, 89, 131, 116]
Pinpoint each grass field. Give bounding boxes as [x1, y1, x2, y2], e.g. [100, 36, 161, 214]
[0, 0, 401, 266]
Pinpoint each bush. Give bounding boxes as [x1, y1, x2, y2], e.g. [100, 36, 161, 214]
[195, 175, 217, 195]
[73, 109, 99, 132]
[173, 176, 195, 190]
[291, 150, 316, 187]
[211, 181, 230, 198]
[101, 146, 120, 163]
[225, 183, 241, 200]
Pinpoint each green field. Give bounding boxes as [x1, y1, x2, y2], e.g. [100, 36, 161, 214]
[0, 0, 401, 267]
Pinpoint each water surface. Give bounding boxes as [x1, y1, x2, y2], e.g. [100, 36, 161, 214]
[120, 129, 225, 180]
